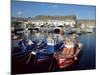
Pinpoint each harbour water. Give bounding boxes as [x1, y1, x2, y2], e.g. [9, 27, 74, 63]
[12, 31, 96, 74]
[77, 32, 96, 70]
[50, 32, 96, 72]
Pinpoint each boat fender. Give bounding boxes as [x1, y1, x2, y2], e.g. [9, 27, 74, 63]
[28, 40, 34, 45]
[31, 51, 36, 55]
[74, 56, 77, 60]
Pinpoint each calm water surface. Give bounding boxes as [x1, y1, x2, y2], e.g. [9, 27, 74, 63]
[12, 32, 96, 74]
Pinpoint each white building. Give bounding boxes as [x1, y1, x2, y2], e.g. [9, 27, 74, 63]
[30, 15, 76, 27]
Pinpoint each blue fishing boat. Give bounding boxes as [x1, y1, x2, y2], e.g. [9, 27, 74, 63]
[29, 36, 64, 63]
[12, 26, 64, 67]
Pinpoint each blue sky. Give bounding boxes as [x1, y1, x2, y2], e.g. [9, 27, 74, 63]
[11, 0, 96, 19]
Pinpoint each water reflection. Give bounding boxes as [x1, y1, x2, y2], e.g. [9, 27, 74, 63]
[12, 29, 96, 73]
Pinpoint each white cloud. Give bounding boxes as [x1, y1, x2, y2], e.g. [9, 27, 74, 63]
[17, 11, 22, 15]
[51, 5, 58, 8]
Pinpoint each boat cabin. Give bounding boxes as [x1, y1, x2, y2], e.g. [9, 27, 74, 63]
[54, 27, 64, 34]
[33, 27, 41, 32]
[62, 37, 75, 55]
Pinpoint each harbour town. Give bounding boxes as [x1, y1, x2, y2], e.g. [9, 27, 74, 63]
[11, 15, 96, 35]
[11, 15, 96, 74]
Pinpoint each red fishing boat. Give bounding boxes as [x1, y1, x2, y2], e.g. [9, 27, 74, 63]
[54, 36, 82, 68]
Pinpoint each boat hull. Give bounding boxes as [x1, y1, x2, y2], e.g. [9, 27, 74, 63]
[55, 56, 75, 68]
[54, 43, 82, 68]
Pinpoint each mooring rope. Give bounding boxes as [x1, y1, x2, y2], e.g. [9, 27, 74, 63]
[25, 53, 32, 64]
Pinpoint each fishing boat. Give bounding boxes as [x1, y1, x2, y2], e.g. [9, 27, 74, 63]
[85, 28, 94, 33]
[53, 27, 64, 35]
[12, 34, 22, 40]
[12, 39, 35, 56]
[33, 27, 41, 32]
[66, 29, 74, 34]
[32, 34, 63, 62]
[12, 28, 49, 62]
[76, 29, 81, 35]
[54, 36, 82, 68]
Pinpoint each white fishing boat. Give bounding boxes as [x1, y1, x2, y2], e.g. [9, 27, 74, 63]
[85, 28, 94, 33]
